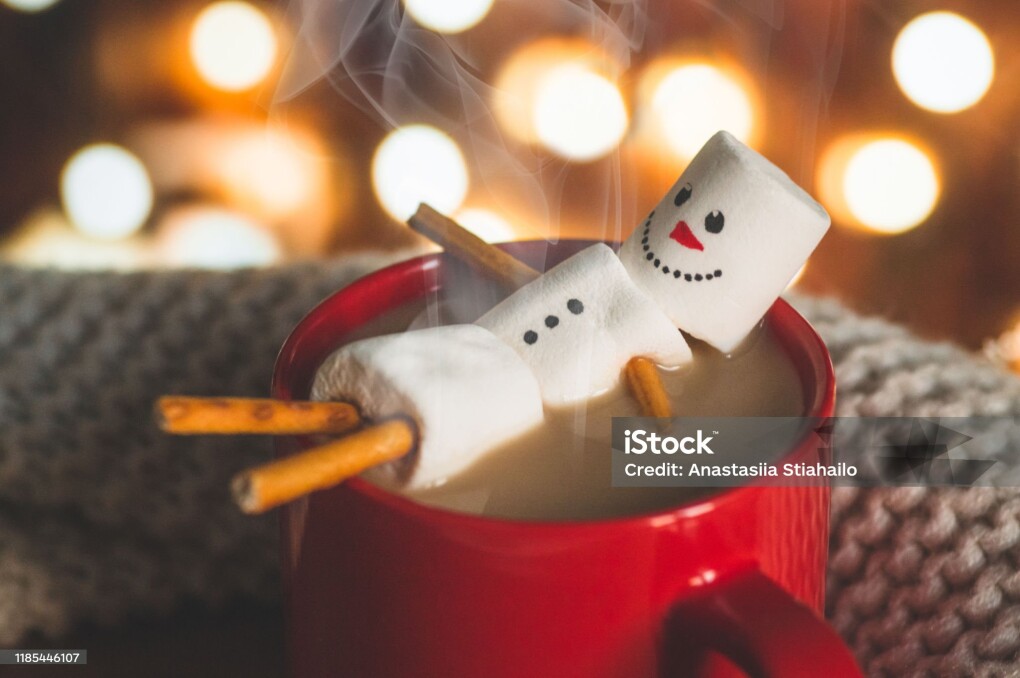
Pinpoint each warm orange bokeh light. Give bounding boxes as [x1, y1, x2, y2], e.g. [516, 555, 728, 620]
[636, 57, 759, 163]
[818, 134, 940, 235]
[494, 37, 625, 149]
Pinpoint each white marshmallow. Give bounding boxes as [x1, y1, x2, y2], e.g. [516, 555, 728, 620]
[311, 324, 544, 488]
[620, 131, 830, 352]
[477, 243, 692, 406]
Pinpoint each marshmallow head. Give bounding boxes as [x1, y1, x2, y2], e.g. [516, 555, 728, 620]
[620, 131, 830, 352]
[477, 243, 691, 406]
[312, 325, 544, 488]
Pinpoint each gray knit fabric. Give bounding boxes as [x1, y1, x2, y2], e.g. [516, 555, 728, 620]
[0, 264, 1018, 676]
[0, 256, 405, 641]
[797, 296, 1020, 678]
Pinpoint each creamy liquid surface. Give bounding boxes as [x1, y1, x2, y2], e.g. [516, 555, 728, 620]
[330, 279, 804, 521]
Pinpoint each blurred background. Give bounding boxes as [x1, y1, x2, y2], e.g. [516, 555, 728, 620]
[0, 3, 1017, 674]
[0, 0, 1017, 367]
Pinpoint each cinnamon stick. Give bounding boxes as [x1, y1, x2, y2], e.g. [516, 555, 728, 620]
[156, 397, 360, 436]
[408, 203, 540, 291]
[231, 418, 416, 514]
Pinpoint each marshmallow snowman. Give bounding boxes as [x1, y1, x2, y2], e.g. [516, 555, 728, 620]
[309, 132, 831, 489]
[477, 243, 692, 406]
[619, 131, 830, 353]
[312, 324, 544, 488]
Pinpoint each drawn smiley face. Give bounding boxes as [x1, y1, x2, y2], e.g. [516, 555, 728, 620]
[637, 182, 726, 283]
[619, 130, 831, 352]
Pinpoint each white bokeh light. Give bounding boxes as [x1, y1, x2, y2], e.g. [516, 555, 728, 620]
[402, 0, 493, 34]
[158, 207, 281, 269]
[372, 125, 469, 221]
[650, 63, 755, 160]
[60, 144, 154, 240]
[1, 0, 61, 12]
[532, 65, 628, 162]
[843, 139, 939, 234]
[190, 2, 277, 92]
[892, 12, 994, 113]
[455, 208, 516, 243]
[494, 38, 622, 147]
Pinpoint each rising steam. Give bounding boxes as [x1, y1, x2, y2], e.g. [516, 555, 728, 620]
[274, 0, 845, 241]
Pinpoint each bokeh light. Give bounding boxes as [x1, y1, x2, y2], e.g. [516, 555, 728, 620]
[402, 0, 493, 34]
[494, 38, 624, 151]
[892, 12, 994, 113]
[1, 0, 60, 12]
[372, 125, 468, 221]
[0, 209, 153, 270]
[158, 206, 281, 269]
[645, 62, 756, 161]
[218, 128, 323, 219]
[60, 144, 154, 240]
[190, 1, 277, 92]
[994, 318, 1020, 374]
[532, 65, 628, 162]
[455, 208, 516, 243]
[844, 140, 939, 234]
[819, 135, 940, 235]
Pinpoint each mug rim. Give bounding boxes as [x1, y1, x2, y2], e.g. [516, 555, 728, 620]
[273, 240, 836, 531]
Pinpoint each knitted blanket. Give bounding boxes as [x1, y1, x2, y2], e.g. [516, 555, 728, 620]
[0, 261, 1017, 677]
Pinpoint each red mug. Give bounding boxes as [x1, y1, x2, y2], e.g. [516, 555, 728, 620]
[272, 240, 861, 677]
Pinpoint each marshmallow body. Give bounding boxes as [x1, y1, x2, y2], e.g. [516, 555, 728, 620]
[620, 131, 830, 352]
[477, 243, 692, 406]
[311, 325, 544, 488]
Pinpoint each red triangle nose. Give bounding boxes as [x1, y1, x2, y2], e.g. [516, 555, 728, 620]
[669, 220, 704, 251]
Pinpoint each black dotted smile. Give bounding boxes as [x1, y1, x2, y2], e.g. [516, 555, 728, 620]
[522, 298, 584, 345]
[641, 213, 722, 283]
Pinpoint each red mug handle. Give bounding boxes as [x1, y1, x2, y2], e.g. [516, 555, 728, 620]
[663, 568, 862, 677]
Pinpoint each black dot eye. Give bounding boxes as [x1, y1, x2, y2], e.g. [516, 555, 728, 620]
[705, 210, 724, 234]
[673, 183, 693, 207]
[567, 298, 584, 315]
[524, 330, 538, 345]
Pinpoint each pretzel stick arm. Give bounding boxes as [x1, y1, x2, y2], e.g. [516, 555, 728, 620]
[157, 397, 361, 435]
[625, 358, 673, 418]
[231, 419, 416, 514]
